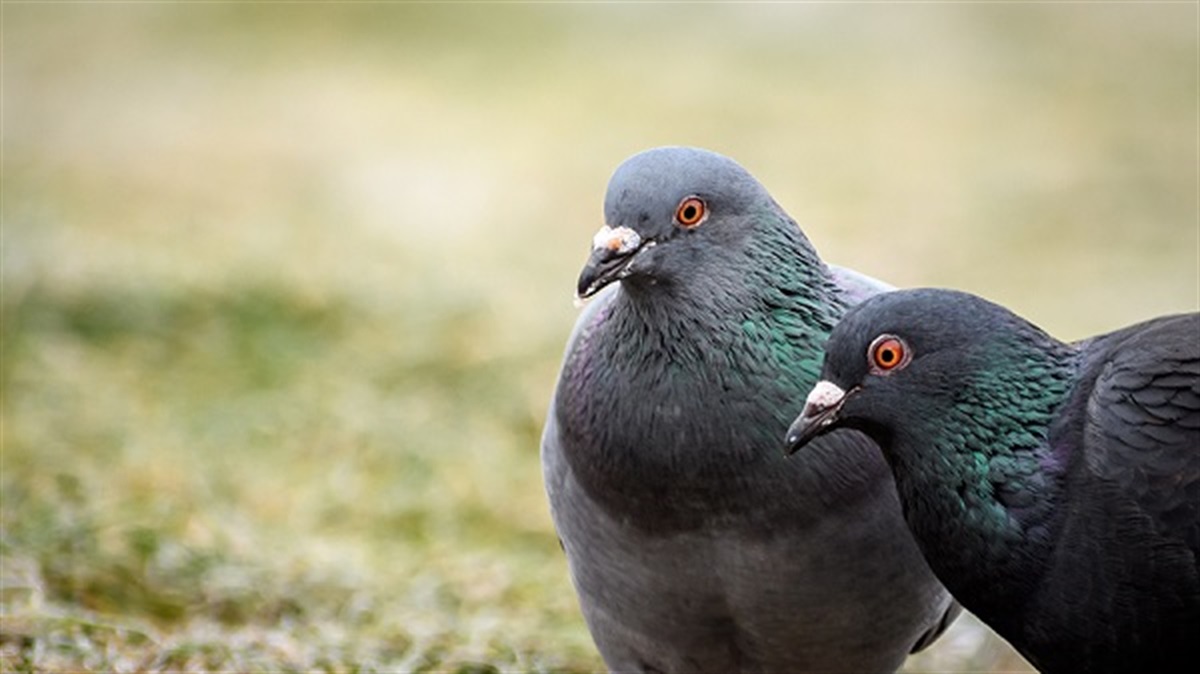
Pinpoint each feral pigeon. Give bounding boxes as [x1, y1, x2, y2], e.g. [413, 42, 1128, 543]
[542, 147, 958, 673]
[786, 288, 1200, 674]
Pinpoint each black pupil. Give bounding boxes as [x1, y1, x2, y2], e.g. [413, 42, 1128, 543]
[682, 205, 697, 221]
[880, 348, 895, 363]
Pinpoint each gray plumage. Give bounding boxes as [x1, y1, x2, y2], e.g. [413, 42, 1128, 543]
[786, 288, 1200, 673]
[541, 147, 957, 673]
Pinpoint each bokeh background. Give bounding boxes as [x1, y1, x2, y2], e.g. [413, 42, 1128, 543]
[3, 3, 1197, 672]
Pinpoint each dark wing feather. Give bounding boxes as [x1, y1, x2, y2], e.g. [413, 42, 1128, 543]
[1083, 313, 1200, 552]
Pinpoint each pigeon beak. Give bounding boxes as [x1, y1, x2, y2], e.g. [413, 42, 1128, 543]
[785, 381, 855, 455]
[576, 225, 653, 300]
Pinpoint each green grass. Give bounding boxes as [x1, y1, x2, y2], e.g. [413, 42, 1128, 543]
[3, 3, 1197, 672]
[2, 278, 592, 671]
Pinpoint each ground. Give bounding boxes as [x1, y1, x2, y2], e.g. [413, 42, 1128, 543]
[2, 4, 1196, 672]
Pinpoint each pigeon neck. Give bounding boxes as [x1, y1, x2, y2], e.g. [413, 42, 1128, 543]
[885, 335, 1080, 631]
[556, 225, 852, 532]
[617, 223, 842, 379]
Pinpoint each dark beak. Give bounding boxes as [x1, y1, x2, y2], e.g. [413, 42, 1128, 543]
[577, 247, 637, 299]
[576, 225, 650, 300]
[784, 381, 854, 455]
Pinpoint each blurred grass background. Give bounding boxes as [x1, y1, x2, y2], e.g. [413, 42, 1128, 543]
[2, 3, 1196, 672]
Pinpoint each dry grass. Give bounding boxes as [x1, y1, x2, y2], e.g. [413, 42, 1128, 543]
[3, 4, 1196, 672]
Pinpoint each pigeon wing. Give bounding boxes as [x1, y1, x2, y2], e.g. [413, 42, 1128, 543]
[1083, 313, 1200, 552]
[826, 262, 894, 306]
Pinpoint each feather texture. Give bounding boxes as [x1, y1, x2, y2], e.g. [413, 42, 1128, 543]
[543, 148, 957, 673]
[792, 289, 1199, 673]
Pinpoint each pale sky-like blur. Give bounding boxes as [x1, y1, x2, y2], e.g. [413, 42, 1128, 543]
[7, 3, 1197, 340]
[3, 4, 1196, 671]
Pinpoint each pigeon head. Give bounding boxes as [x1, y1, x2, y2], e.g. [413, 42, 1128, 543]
[576, 146, 784, 300]
[784, 288, 1068, 454]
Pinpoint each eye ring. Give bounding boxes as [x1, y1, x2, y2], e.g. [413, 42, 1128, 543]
[674, 196, 708, 229]
[867, 334, 911, 375]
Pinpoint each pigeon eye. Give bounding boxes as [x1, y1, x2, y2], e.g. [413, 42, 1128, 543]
[674, 196, 708, 229]
[868, 334, 910, 374]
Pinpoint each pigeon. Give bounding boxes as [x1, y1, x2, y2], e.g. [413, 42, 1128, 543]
[541, 147, 958, 673]
[785, 288, 1200, 674]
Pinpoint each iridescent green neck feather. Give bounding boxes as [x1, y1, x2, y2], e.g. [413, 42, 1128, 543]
[614, 208, 844, 404]
[557, 210, 855, 531]
[885, 330, 1079, 628]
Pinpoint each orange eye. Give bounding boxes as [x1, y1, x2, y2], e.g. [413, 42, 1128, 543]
[675, 196, 707, 228]
[868, 334, 910, 374]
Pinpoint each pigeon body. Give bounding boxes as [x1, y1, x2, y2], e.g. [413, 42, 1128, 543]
[786, 288, 1200, 673]
[542, 147, 957, 673]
